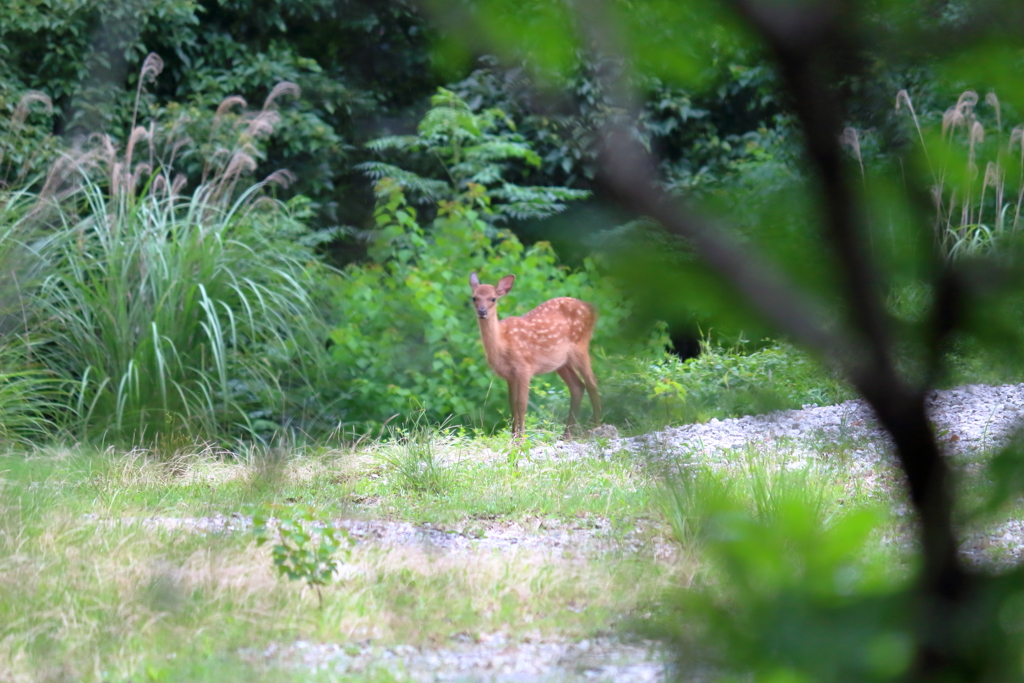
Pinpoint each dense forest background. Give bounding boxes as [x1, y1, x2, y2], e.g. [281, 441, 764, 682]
[0, 0, 1015, 444]
[4, 0, 977, 244]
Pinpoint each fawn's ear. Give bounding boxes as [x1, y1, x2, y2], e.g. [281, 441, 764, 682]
[469, 272, 480, 288]
[496, 275, 515, 297]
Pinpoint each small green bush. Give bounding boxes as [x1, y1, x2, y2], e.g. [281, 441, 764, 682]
[253, 503, 353, 609]
[603, 340, 854, 433]
[330, 180, 645, 430]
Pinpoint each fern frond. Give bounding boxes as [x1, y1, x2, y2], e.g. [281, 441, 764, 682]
[365, 135, 422, 152]
[356, 162, 449, 202]
[491, 183, 591, 220]
[464, 141, 542, 168]
[418, 108, 482, 138]
[464, 166, 503, 186]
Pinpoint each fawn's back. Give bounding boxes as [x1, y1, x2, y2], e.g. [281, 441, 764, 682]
[499, 297, 596, 376]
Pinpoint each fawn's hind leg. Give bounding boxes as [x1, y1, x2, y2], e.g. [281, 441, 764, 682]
[557, 365, 585, 438]
[572, 350, 602, 426]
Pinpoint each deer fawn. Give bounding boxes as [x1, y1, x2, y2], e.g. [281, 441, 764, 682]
[469, 272, 602, 438]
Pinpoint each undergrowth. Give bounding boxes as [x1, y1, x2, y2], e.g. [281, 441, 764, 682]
[600, 340, 854, 435]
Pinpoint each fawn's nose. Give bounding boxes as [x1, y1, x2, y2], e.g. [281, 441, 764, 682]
[476, 306, 488, 318]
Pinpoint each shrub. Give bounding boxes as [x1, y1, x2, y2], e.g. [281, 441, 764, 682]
[329, 180, 646, 430]
[331, 92, 653, 431]
[253, 503, 354, 609]
[602, 340, 854, 433]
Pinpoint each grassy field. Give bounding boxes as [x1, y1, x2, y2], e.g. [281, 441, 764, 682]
[0, 418, 935, 683]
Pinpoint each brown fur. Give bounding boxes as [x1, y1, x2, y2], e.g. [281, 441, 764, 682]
[469, 272, 602, 437]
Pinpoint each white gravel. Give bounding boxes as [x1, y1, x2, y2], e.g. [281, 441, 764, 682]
[538, 383, 1024, 466]
[247, 635, 666, 683]
[102, 514, 671, 559]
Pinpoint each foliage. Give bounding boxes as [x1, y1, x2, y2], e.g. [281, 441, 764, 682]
[359, 87, 589, 222]
[0, 0, 810, 243]
[253, 502, 353, 609]
[445, 30, 790, 197]
[0, 0, 437, 227]
[330, 177, 645, 430]
[0, 55, 351, 444]
[657, 476, 907, 683]
[12, 157, 334, 443]
[603, 341, 853, 433]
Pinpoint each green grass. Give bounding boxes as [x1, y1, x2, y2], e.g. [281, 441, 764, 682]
[0, 439, 677, 682]
[0, 438, 655, 529]
[0, 418, 992, 683]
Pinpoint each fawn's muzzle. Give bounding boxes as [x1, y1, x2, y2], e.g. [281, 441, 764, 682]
[476, 307, 488, 319]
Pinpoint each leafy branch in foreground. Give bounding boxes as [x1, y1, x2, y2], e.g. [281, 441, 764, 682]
[438, 0, 1024, 681]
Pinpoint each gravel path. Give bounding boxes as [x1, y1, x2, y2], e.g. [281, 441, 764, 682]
[247, 635, 666, 683]
[103, 513, 670, 558]
[540, 383, 1024, 466]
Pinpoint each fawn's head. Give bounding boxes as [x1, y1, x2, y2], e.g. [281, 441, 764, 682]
[469, 272, 514, 319]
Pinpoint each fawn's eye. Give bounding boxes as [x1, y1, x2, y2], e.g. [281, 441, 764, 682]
[472, 297, 478, 303]
[490, 298, 496, 302]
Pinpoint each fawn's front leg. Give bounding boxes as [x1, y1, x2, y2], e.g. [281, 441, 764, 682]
[507, 374, 530, 437]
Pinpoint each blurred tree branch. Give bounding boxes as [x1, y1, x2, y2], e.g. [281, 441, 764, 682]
[587, 0, 970, 678]
[432, 0, 1024, 678]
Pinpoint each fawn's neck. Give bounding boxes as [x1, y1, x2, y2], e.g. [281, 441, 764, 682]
[477, 313, 511, 377]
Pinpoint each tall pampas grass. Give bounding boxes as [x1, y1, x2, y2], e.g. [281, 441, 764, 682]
[0, 55, 331, 444]
[130, 53, 164, 134]
[27, 157, 330, 443]
[839, 127, 865, 183]
[1010, 125, 1024, 231]
[898, 88, 1021, 258]
[1, 90, 56, 184]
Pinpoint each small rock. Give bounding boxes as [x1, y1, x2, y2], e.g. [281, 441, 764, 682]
[586, 424, 620, 439]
